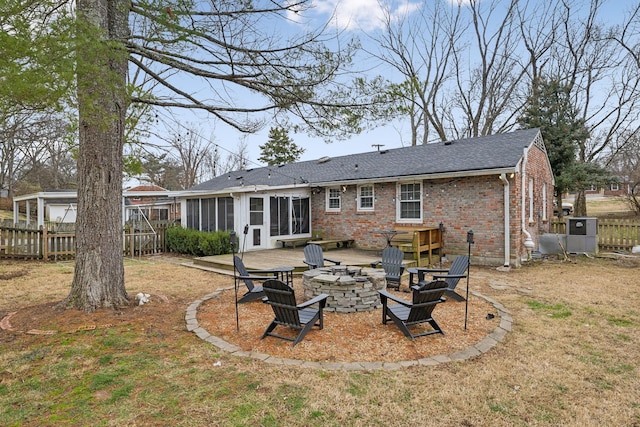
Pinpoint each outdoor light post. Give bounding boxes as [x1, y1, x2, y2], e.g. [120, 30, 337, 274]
[464, 230, 474, 330]
[439, 222, 444, 268]
[230, 230, 239, 332]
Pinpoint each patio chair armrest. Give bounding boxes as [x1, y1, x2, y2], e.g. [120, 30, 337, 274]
[433, 274, 467, 280]
[247, 268, 279, 275]
[400, 265, 406, 275]
[303, 260, 318, 269]
[324, 257, 341, 265]
[237, 274, 275, 281]
[370, 260, 382, 268]
[378, 290, 411, 307]
[418, 267, 448, 273]
[299, 293, 328, 309]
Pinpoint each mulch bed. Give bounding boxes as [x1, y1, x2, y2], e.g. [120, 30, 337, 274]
[197, 282, 500, 363]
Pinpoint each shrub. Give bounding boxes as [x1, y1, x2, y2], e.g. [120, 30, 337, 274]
[165, 226, 231, 256]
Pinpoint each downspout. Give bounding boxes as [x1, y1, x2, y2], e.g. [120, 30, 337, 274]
[499, 174, 511, 267]
[521, 148, 534, 260]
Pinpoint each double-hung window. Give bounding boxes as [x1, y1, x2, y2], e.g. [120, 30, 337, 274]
[397, 182, 422, 222]
[326, 187, 341, 212]
[357, 185, 374, 211]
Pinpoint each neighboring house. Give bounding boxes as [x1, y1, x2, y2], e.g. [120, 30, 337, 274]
[584, 179, 631, 197]
[12, 190, 78, 228]
[180, 128, 554, 266]
[13, 187, 182, 228]
[124, 184, 181, 223]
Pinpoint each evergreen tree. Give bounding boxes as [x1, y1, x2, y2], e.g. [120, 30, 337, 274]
[518, 78, 589, 217]
[258, 127, 305, 166]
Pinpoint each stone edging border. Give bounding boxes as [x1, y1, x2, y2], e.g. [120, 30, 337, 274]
[186, 287, 512, 371]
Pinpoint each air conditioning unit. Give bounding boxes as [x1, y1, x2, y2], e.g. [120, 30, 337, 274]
[566, 217, 598, 253]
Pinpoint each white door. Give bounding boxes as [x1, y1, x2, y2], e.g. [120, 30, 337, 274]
[246, 196, 267, 250]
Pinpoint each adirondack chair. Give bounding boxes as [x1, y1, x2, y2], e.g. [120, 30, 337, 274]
[261, 279, 329, 346]
[303, 244, 341, 270]
[378, 280, 448, 339]
[233, 255, 279, 304]
[416, 255, 469, 301]
[370, 246, 406, 290]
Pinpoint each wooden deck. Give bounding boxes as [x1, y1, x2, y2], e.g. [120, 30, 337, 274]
[192, 247, 387, 275]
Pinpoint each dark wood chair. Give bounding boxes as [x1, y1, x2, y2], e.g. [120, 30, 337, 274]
[233, 255, 279, 304]
[415, 255, 469, 301]
[303, 244, 341, 270]
[370, 246, 406, 290]
[261, 279, 328, 346]
[378, 280, 448, 339]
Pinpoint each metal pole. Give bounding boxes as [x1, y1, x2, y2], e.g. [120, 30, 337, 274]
[231, 230, 239, 332]
[438, 222, 444, 268]
[464, 230, 474, 330]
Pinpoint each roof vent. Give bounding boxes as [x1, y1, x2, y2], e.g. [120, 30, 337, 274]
[379, 149, 389, 154]
[318, 156, 331, 164]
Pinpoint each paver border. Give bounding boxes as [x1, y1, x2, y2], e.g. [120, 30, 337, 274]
[186, 287, 512, 370]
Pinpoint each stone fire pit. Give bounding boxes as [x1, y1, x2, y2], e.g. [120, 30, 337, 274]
[302, 265, 387, 313]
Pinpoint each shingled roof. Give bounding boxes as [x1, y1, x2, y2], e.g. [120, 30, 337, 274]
[189, 128, 542, 193]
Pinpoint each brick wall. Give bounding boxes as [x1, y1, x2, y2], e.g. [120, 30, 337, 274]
[310, 142, 554, 266]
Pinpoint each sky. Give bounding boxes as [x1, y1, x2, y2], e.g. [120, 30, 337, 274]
[162, 0, 432, 171]
[148, 0, 626, 177]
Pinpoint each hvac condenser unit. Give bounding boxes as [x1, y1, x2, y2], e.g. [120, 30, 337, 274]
[566, 217, 598, 254]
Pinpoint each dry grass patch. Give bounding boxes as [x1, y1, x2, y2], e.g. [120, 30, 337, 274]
[1, 255, 639, 426]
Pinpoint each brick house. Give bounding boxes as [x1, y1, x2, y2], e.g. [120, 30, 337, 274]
[180, 128, 554, 266]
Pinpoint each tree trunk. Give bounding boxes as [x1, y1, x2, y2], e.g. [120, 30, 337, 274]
[556, 193, 564, 221]
[573, 189, 587, 217]
[62, 0, 129, 311]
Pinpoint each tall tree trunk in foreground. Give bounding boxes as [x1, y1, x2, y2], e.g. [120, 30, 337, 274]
[62, 0, 129, 311]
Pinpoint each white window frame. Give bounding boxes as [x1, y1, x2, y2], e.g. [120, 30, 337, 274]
[396, 182, 422, 223]
[326, 187, 341, 212]
[357, 184, 375, 211]
[610, 182, 619, 191]
[542, 184, 548, 221]
[529, 178, 534, 223]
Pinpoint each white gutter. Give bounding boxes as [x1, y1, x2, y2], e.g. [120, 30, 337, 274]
[313, 167, 515, 187]
[521, 147, 534, 259]
[498, 174, 511, 267]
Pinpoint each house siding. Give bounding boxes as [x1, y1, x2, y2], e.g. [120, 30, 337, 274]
[311, 142, 553, 266]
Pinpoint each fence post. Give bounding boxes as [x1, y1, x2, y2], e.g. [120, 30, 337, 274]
[41, 226, 48, 260]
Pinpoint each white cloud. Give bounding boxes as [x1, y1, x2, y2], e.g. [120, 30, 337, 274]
[311, 0, 422, 32]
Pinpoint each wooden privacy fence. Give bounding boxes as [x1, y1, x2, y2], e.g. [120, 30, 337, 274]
[551, 218, 640, 251]
[0, 222, 172, 261]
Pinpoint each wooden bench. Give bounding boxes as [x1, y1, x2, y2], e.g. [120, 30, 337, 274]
[306, 238, 355, 250]
[391, 226, 442, 267]
[276, 237, 310, 248]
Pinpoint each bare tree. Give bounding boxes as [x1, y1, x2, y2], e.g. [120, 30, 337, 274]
[165, 125, 214, 189]
[546, 0, 640, 215]
[373, 0, 542, 143]
[370, 1, 464, 144]
[451, 0, 531, 138]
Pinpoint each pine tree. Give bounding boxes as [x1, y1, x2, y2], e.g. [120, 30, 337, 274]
[258, 127, 305, 166]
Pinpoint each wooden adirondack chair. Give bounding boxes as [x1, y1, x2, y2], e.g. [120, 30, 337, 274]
[378, 280, 448, 339]
[303, 244, 341, 270]
[261, 279, 328, 346]
[233, 255, 279, 303]
[370, 246, 405, 290]
[416, 255, 469, 301]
